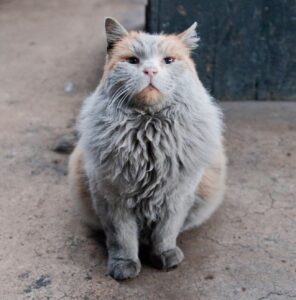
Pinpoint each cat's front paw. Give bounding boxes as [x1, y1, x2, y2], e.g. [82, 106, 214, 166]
[108, 258, 141, 281]
[150, 247, 184, 271]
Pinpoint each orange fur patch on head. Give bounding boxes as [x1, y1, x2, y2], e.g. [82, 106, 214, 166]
[105, 32, 196, 73]
[105, 31, 140, 71]
[159, 35, 197, 74]
[159, 35, 189, 57]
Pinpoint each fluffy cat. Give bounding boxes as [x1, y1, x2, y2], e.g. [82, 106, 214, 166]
[68, 18, 226, 280]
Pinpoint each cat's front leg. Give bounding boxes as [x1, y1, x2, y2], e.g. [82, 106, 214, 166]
[95, 198, 141, 280]
[150, 196, 192, 271]
[106, 210, 141, 280]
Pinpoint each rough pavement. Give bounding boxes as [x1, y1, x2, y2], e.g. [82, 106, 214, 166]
[0, 1, 295, 299]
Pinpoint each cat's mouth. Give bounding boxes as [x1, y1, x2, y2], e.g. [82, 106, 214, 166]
[145, 83, 159, 91]
[133, 83, 163, 108]
[141, 83, 161, 97]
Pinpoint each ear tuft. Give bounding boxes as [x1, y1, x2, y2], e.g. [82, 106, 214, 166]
[178, 22, 200, 50]
[105, 17, 128, 50]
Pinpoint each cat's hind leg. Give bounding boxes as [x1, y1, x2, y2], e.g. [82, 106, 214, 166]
[182, 146, 227, 232]
[68, 144, 102, 230]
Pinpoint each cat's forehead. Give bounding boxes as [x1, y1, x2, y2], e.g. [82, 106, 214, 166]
[115, 32, 188, 58]
[131, 33, 163, 57]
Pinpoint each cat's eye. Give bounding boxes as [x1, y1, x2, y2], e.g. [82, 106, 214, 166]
[127, 56, 140, 64]
[164, 57, 175, 64]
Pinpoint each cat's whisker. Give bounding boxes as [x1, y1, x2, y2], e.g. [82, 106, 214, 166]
[111, 81, 136, 108]
[112, 88, 131, 107]
[108, 83, 132, 108]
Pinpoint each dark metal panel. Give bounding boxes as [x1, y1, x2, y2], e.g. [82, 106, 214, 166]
[146, 0, 296, 101]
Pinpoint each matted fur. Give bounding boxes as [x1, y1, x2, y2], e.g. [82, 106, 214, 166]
[69, 18, 226, 280]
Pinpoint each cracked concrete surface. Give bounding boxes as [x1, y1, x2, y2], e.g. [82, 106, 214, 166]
[0, 1, 295, 299]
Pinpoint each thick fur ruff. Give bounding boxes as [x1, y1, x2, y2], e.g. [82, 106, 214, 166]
[77, 83, 223, 226]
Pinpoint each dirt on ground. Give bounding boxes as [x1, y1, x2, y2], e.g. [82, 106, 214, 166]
[0, 1, 295, 299]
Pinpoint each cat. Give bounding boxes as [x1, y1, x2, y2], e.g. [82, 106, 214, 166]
[68, 17, 226, 281]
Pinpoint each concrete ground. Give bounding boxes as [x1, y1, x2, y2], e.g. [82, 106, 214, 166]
[0, 1, 295, 299]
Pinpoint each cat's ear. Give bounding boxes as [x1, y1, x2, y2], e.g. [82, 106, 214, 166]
[105, 17, 128, 50]
[178, 22, 200, 50]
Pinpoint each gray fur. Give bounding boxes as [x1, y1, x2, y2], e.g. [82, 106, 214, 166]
[76, 19, 224, 280]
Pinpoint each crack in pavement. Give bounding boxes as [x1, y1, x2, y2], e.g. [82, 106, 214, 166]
[257, 291, 296, 300]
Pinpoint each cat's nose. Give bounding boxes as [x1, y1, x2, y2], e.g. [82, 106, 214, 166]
[143, 68, 158, 78]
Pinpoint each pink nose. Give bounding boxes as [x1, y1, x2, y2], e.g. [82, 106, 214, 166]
[143, 68, 158, 78]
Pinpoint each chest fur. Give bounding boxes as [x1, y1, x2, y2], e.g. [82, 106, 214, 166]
[95, 114, 195, 222]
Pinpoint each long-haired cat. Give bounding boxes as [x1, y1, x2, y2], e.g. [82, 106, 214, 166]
[68, 18, 226, 280]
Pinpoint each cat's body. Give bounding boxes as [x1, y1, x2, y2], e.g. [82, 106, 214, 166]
[68, 18, 226, 280]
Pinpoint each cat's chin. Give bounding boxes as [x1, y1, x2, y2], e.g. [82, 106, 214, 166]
[133, 85, 164, 109]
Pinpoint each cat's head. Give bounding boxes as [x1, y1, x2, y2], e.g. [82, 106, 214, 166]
[102, 17, 199, 111]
